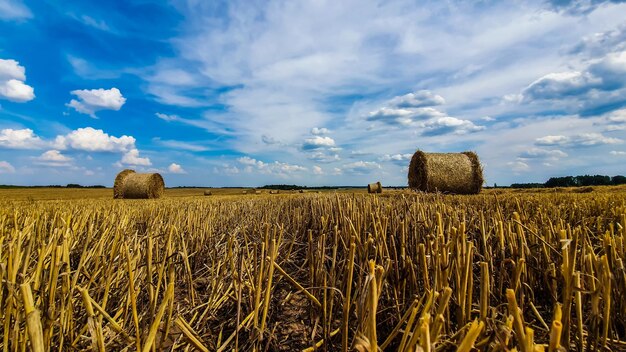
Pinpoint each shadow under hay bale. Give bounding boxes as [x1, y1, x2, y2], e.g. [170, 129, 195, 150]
[408, 151, 483, 194]
[368, 181, 383, 194]
[113, 169, 165, 199]
[203, 190, 212, 196]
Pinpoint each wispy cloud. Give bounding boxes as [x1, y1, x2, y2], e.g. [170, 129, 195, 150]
[0, 0, 32, 21]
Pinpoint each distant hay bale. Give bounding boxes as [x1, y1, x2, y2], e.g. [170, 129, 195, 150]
[408, 151, 483, 194]
[368, 181, 383, 194]
[242, 190, 248, 194]
[269, 190, 279, 194]
[254, 190, 262, 194]
[203, 190, 212, 196]
[572, 186, 594, 193]
[298, 189, 305, 193]
[113, 169, 165, 199]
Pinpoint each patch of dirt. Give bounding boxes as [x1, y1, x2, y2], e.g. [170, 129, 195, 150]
[272, 288, 314, 351]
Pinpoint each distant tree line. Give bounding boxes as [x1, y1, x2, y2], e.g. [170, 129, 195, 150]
[506, 175, 626, 188]
[544, 175, 626, 188]
[509, 183, 544, 189]
[259, 184, 341, 190]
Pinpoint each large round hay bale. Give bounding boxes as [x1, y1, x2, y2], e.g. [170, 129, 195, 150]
[368, 181, 382, 194]
[408, 151, 483, 194]
[113, 169, 165, 199]
[203, 190, 212, 196]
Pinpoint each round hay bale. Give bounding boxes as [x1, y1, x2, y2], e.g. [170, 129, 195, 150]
[242, 190, 248, 194]
[368, 181, 383, 194]
[113, 169, 165, 199]
[298, 189, 305, 193]
[269, 190, 279, 194]
[408, 151, 483, 194]
[254, 190, 262, 194]
[203, 190, 212, 196]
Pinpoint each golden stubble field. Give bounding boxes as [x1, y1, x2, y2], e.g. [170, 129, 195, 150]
[0, 187, 625, 351]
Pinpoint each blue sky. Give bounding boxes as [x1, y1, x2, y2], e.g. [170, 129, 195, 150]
[1, 0, 626, 187]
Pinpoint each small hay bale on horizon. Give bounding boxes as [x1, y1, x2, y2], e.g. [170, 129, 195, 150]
[203, 190, 212, 196]
[254, 190, 262, 194]
[242, 190, 248, 194]
[269, 190, 279, 194]
[408, 151, 483, 194]
[368, 181, 383, 194]
[113, 169, 165, 199]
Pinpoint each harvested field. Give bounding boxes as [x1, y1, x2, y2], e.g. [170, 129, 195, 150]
[0, 188, 625, 350]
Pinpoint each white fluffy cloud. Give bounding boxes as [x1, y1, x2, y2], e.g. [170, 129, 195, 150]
[302, 136, 336, 150]
[420, 116, 484, 136]
[35, 150, 73, 167]
[366, 90, 484, 135]
[0, 59, 34, 102]
[54, 127, 135, 152]
[535, 133, 622, 147]
[308, 151, 340, 163]
[522, 71, 601, 101]
[67, 88, 126, 117]
[610, 150, 626, 155]
[388, 90, 445, 108]
[0, 128, 44, 149]
[381, 153, 412, 161]
[236, 156, 306, 176]
[367, 107, 424, 126]
[520, 50, 626, 108]
[312, 165, 323, 175]
[311, 127, 330, 135]
[168, 163, 186, 173]
[0, 127, 156, 172]
[380, 153, 413, 165]
[120, 149, 151, 166]
[0, 160, 15, 173]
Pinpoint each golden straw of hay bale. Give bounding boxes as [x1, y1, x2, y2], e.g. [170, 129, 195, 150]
[113, 169, 165, 199]
[203, 190, 212, 196]
[269, 190, 279, 194]
[408, 151, 483, 194]
[254, 190, 262, 194]
[368, 181, 383, 194]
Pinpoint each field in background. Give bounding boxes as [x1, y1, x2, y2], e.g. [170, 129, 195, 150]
[0, 187, 625, 350]
[3, 184, 626, 201]
[0, 187, 370, 201]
